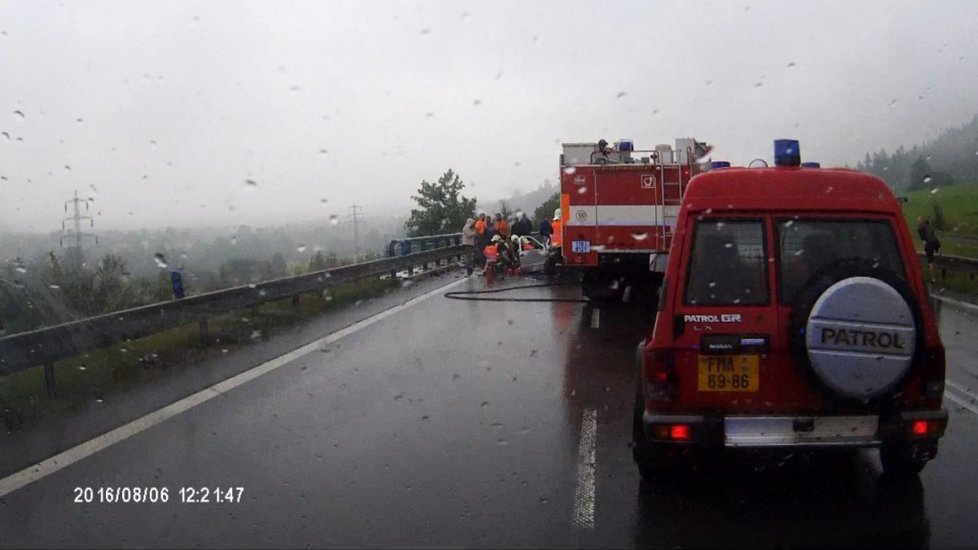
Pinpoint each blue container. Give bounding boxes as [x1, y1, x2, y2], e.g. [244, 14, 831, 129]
[774, 139, 801, 167]
[617, 139, 634, 152]
[801, 162, 821, 168]
[710, 161, 731, 169]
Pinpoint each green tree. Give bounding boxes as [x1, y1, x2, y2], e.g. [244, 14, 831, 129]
[533, 192, 561, 224]
[93, 254, 137, 311]
[498, 200, 514, 220]
[405, 169, 477, 236]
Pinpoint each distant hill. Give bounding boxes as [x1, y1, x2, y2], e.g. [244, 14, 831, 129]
[858, 114, 978, 190]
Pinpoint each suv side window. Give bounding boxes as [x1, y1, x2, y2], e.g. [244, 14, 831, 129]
[684, 220, 768, 306]
[777, 219, 906, 304]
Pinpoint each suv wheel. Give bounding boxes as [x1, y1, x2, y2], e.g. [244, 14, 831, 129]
[632, 384, 674, 480]
[880, 441, 935, 477]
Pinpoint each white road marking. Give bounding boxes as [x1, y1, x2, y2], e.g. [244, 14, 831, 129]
[944, 390, 978, 416]
[572, 408, 597, 529]
[930, 294, 978, 313]
[590, 308, 600, 329]
[945, 379, 977, 399]
[0, 277, 469, 499]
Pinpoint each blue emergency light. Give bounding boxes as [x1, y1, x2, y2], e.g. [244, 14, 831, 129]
[801, 162, 821, 168]
[617, 139, 634, 152]
[710, 161, 731, 169]
[774, 139, 801, 167]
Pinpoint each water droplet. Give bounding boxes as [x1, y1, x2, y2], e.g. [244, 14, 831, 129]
[420, 28, 431, 35]
[250, 330, 262, 340]
[490, 422, 504, 429]
[481, 401, 490, 408]
[631, 232, 648, 241]
[13, 110, 24, 120]
[496, 439, 509, 446]
[64, 165, 71, 172]
[472, 99, 482, 106]
[616, 92, 626, 99]
[787, 61, 796, 68]
[888, 99, 898, 108]
[652, 109, 659, 116]
[563, 166, 576, 175]
[793, 249, 804, 257]
[923, 175, 933, 184]
[329, 215, 340, 226]
[421, 415, 430, 421]
[708, 281, 716, 288]
[1, 132, 8, 141]
[244, 179, 257, 189]
[539, 496, 549, 504]
[930, 187, 939, 194]
[577, 186, 588, 194]
[153, 253, 167, 268]
[297, 244, 307, 253]
[754, 81, 764, 88]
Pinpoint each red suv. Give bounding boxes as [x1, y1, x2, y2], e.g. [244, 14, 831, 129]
[633, 141, 947, 478]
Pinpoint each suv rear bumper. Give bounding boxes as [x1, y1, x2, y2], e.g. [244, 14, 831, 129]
[642, 409, 948, 448]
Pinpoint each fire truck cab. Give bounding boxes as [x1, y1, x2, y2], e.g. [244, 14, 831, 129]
[556, 138, 710, 301]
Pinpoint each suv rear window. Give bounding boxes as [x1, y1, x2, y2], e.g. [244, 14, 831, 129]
[777, 219, 905, 304]
[684, 220, 768, 306]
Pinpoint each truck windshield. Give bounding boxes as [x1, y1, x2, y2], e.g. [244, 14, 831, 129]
[777, 219, 905, 304]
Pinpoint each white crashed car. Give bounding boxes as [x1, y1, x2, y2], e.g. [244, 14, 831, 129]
[513, 235, 548, 272]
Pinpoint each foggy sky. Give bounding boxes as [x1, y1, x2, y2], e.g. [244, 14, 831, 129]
[1, 0, 977, 233]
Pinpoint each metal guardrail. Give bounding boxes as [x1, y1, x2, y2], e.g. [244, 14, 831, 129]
[388, 233, 462, 267]
[920, 252, 978, 279]
[0, 245, 465, 395]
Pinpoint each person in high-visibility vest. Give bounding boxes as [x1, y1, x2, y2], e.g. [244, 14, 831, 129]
[550, 208, 562, 248]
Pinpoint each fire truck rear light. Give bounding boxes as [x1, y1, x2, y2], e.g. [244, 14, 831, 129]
[911, 420, 928, 436]
[670, 424, 691, 440]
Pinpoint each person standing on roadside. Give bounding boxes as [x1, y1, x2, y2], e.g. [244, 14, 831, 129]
[474, 212, 489, 267]
[539, 216, 553, 247]
[917, 216, 941, 282]
[494, 212, 510, 240]
[461, 217, 477, 276]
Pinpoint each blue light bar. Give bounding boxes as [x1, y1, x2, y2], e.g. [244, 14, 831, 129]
[617, 139, 634, 152]
[801, 162, 821, 168]
[710, 161, 731, 169]
[774, 139, 801, 167]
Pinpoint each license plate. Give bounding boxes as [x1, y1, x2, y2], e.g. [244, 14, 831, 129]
[571, 240, 590, 253]
[697, 355, 759, 392]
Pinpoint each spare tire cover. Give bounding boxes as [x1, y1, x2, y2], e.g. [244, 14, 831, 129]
[805, 276, 916, 399]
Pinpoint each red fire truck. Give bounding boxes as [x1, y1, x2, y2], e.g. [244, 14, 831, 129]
[552, 138, 711, 301]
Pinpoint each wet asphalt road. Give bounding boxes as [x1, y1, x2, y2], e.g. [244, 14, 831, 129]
[2, 272, 978, 548]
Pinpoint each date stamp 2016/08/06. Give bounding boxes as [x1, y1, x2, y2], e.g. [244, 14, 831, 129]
[73, 486, 244, 504]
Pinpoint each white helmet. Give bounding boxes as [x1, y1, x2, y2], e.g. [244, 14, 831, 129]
[553, 208, 561, 220]
[510, 234, 520, 242]
[491, 235, 502, 243]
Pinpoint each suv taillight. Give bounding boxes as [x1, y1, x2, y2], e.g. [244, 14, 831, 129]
[644, 347, 677, 403]
[923, 346, 946, 407]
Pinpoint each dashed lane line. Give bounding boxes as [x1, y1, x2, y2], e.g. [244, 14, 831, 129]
[572, 408, 598, 529]
[0, 277, 469, 499]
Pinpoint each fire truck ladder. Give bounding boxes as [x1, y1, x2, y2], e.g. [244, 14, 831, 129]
[657, 161, 685, 250]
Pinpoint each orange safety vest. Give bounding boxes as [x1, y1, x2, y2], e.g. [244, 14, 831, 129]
[483, 244, 498, 260]
[550, 219, 562, 247]
[495, 219, 509, 238]
[475, 219, 486, 235]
